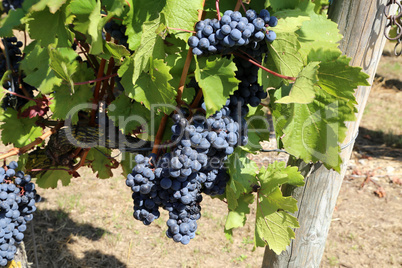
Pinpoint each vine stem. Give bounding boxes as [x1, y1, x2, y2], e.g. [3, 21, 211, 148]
[70, 148, 90, 173]
[89, 33, 111, 126]
[152, 0, 206, 155]
[0, 122, 64, 160]
[234, 51, 297, 81]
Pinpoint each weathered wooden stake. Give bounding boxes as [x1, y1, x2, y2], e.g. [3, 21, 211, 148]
[262, 0, 393, 267]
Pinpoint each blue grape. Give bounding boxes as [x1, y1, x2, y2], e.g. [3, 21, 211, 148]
[253, 18, 265, 30]
[221, 15, 231, 25]
[188, 36, 199, 48]
[265, 30, 277, 42]
[230, 29, 242, 41]
[269, 16, 278, 27]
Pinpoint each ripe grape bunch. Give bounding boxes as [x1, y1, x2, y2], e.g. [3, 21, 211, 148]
[0, 161, 39, 266]
[188, 9, 278, 56]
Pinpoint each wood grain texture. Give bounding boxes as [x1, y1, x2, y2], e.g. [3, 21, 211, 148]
[262, 0, 393, 267]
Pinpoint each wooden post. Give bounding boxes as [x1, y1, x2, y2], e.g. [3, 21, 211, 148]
[262, 0, 393, 267]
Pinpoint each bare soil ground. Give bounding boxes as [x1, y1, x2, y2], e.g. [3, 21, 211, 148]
[2, 44, 402, 268]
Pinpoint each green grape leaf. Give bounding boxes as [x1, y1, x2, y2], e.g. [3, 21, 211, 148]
[107, 94, 151, 134]
[31, 0, 67, 13]
[226, 147, 258, 210]
[0, 9, 25, 36]
[119, 16, 166, 86]
[19, 42, 63, 94]
[245, 106, 271, 151]
[270, 84, 357, 172]
[296, 14, 343, 59]
[132, 17, 165, 85]
[49, 46, 79, 91]
[86, 147, 115, 179]
[101, 42, 131, 61]
[69, 0, 103, 54]
[262, 32, 304, 89]
[26, 6, 74, 47]
[254, 162, 304, 253]
[276, 61, 320, 104]
[315, 54, 370, 105]
[225, 193, 254, 231]
[50, 83, 93, 124]
[36, 169, 72, 188]
[123, 0, 165, 51]
[162, 0, 203, 40]
[266, 0, 300, 11]
[123, 59, 176, 114]
[0, 109, 42, 147]
[195, 56, 240, 117]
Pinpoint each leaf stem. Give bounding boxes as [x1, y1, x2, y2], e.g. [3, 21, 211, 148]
[234, 51, 296, 81]
[168, 27, 196, 34]
[0, 87, 37, 103]
[216, 0, 221, 20]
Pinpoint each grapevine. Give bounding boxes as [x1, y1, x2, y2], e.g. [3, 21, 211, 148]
[0, 0, 370, 265]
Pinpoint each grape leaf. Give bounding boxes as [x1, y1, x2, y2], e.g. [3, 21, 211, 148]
[254, 162, 304, 253]
[296, 14, 343, 59]
[226, 147, 258, 210]
[123, 0, 165, 51]
[26, 6, 74, 47]
[195, 56, 240, 117]
[50, 83, 93, 124]
[86, 147, 115, 179]
[31, 0, 67, 13]
[36, 169, 72, 188]
[49, 46, 79, 91]
[225, 193, 254, 233]
[276, 61, 320, 104]
[315, 54, 370, 106]
[69, 0, 103, 54]
[0, 109, 42, 147]
[0, 9, 25, 36]
[265, 0, 300, 11]
[162, 0, 203, 41]
[101, 42, 131, 61]
[245, 106, 271, 151]
[120, 16, 166, 86]
[124, 59, 176, 114]
[107, 94, 151, 134]
[262, 32, 304, 89]
[270, 84, 357, 172]
[19, 42, 63, 94]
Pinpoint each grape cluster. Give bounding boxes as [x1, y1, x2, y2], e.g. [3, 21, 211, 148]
[188, 9, 278, 56]
[1, 0, 23, 13]
[0, 37, 36, 111]
[126, 100, 245, 245]
[104, 20, 129, 48]
[0, 161, 39, 266]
